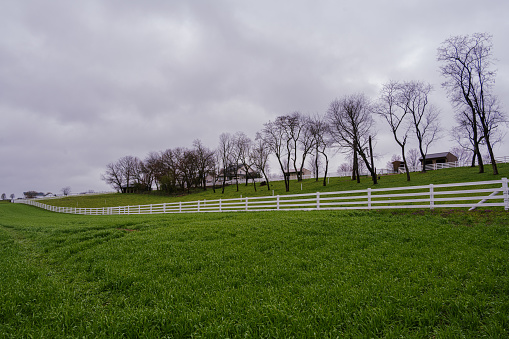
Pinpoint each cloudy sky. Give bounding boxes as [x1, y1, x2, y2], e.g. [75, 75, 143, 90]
[1, 0, 508, 197]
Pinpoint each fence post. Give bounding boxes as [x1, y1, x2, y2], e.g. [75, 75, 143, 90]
[198, 200, 200, 212]
[430, 184, 434, 210]
[163, 203, 166, 213]
[245, 197, 248, 211]
[367, 188, 371, 210]
[179, 201, 182, 213]
[502, 178, 508, 211]
[277, 195, 280, 210]
[219, 199, 222, 212]
[316, 192, 320, 210]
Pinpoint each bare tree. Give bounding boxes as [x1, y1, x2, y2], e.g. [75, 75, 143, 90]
[438, 33, 505, 175]
[452, 110, 484, 167]
[449, 146, 470, 166]
[24, 191, 38, 199]
[158, 148, 179, 193]
[10, 193, 15, 201]
[218, 133, 234, 194]
[101, 155, 142, 193]
[309, 113, 331, 186]
[452, 96, 506, 167]
[285, 112, 315, 182]
[193, 139, 215, 190]
[231, 132, 251, 190]
[212, 150, 222, 193]
[1, 193, 6, 200]
[397, 81, 441, 172]
[176, 148, 199, 194]
[406, 148, 420, 172]
[141, 152, 162, 190]
[377, 81, 412, 180]
[61, 186, 71, 196]
[252, 133, 271, 190]
[101, 161, 124, 192]
[308, 154, 321, 180]
[337, 162, 352, 175]
[171, 147, 188, 191]
[327, 94, 378, 184]
[261, 117, 293, 192]
[235, 132, 261, 191]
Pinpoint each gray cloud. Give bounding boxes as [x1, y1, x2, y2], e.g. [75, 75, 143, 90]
[1, 0, 508, 197]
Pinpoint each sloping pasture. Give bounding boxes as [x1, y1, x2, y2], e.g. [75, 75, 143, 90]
[1, 203, 508, 338]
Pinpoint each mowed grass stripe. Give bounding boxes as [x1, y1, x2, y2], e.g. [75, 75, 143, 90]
[1, 203, 508, 337]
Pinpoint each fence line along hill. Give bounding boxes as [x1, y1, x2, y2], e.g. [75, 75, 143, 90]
[16, 178, 509, 215]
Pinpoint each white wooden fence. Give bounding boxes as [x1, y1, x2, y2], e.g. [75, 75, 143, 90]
[15, 178, 509, 214]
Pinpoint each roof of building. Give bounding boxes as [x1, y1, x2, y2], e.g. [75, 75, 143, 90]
[419, 152, 454, 160]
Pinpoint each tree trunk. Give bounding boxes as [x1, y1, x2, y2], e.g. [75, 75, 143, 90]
[473, 143, 484, 173]
[315, 148, 319, 181]
[262, 170, 271, 191]
[484, 135, 499, 175]
[322, 154, 329, 186]
[369, 136, 378, 185]
[352, 150, 359, 182]
[221, 166, 227, 194]
[401, 150, 410, 181]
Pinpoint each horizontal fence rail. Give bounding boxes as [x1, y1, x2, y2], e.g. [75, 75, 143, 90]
[15, 178, 509, 215]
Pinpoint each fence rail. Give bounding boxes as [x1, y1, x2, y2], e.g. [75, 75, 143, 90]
[15, 178, 509, 215]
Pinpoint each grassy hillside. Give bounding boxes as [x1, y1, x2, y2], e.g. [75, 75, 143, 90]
[0, 203, 508, 337]
[42, 163, 509, 208]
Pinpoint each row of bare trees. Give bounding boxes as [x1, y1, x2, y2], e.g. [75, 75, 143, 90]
[102, 33, 505, 194]
[100, 92, 437, 194]
[101, 140, 216, 194]
[1, 193, 15, 200]
[378, 33, 506, 180]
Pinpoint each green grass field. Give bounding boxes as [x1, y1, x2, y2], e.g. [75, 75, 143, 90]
[1, 202, 508, 338]
[2, 165, 509, 337]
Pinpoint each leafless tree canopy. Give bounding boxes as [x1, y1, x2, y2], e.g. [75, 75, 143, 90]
[438, 33, 506, 174]
[308, 113, 332, 186]
[217, 132, 234, 194]
[252, 133, 271, 190]
[449, 146, 470, 165]
[395, 81, 441, 171]
[327, 94, 378, 184]
[193, 139, 215, 191]
[101, 155, 139, 192]
[377, 81, 413, 180]
[406, 148, 421, 172]
[261, 116, 293, 191]
[61, 186, 71, 196]
[101, 145, 217, 194]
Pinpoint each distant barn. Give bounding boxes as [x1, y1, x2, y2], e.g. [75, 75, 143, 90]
[420, 152, 458, 167]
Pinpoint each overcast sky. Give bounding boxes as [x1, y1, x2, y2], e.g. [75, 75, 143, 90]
[1, 0, 508, 197]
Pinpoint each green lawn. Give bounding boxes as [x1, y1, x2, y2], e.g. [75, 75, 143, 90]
[41, 163, 509, 209]
[1, 203, 508, 338]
